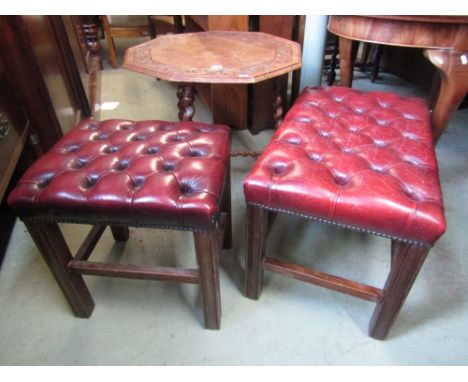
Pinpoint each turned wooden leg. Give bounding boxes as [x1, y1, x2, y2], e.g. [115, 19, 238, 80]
[369, 242, 430, 340]
[424, 49, 468, 144]
[245, 204, 269, 299]
[83, 17, 103, 69]
[177, 84, 196, 121]
[24, 221, 94, 317]
[273, 77, 284, 129]
[338, 36, 355, 87]
[194, 230, 221, 329]
[110, 226, 129, 242]
[221, 158, 232, 249]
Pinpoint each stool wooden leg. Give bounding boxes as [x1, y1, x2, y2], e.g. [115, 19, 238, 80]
[245, 204, 269, 299]
[221, 158, 232, 249]
[110, 226, 129, 242]
[194, 230, 221, 329]
[24, 221, 94, 318]
[369, 243, 430, 340]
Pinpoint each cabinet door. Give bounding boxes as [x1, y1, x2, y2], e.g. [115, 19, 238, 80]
[21, 16, 81, 133]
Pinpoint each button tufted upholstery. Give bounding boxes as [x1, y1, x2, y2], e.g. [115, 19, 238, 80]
[9, 119, 231, 231]
[244, 86, 446, 245]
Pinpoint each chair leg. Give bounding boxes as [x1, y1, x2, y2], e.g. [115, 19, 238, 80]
[110, 226, 129, 242]
[369, 242, 430, 340]
[245, 204, 269, 299]
[194, 230, 221, 329]
[221, 158, 232, 249]
[24, 221, 94, 318]
[102, 16, 117, 68]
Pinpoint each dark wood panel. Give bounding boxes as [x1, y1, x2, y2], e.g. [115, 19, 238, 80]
[0, 59, 30, 200]
[0, 15, 101, 266]
[211, 84, 247, 129]
[208, 15, 249, 31]
[0, 16, 63, 151]
[0, 54, 35, 269]
[21, 16, 80, 132]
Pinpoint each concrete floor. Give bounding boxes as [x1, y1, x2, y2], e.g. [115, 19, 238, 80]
[1, 38, 468, 365]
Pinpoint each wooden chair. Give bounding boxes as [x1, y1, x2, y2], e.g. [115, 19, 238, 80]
[102, 16, 183, 69]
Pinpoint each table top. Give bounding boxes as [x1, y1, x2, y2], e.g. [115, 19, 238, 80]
[328, 15, 468, 50]
[123, 31, 302, 84]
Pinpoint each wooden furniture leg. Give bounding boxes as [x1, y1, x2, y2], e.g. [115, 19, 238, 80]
[102, 16, 117, 69]
[24, 221, 94, 317]
[370, 44, 384, 83]
[221, 158, 232, 249]
[194, 230, 222, 329]
[245, 204, 269, 299]
[273, 76, 284, 129]
[424, 49, 468, 144]
[338, 36, 354, 87]
[369, 243, 430, 339]
[110, 226, 129, 242]
[177, 84, 196, 121]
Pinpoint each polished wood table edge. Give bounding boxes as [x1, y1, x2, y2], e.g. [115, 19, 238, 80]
[363, 15, 468, 24]
[123, 31, 302, 84]
[123, 58, 302, 84]
[325, 32, 460, 51]
[328, 15, 468, 50]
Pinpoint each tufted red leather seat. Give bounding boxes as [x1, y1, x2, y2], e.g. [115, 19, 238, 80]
[9, 119, 230, 231]
[244, 86, 446, 339]
[9, 118, 231, 330]
[245, 86, 445, 245]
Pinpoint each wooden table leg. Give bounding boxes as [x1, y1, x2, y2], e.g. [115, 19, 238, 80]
[110, 226, 129, 242]
[424, 49, 468, 144]
[339, 36, 355, 87]
[177, 84, 196, 121]
[273, 77, 284, 129]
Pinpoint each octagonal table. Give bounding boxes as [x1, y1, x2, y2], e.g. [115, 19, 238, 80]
[123, 31, 302, 129]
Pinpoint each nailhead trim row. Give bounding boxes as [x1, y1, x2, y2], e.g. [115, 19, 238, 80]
[248, 202, 431, 248]
[19, 214, 219, 233]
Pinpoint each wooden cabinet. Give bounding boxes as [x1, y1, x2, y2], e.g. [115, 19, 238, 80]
[185, 15, 304, 133]
[0, 15, 101, 266]
[0, 59, 30, 201]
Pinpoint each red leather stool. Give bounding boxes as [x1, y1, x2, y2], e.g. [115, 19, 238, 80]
[244, 86, 446, 339]
[8, 119, 231, 329]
